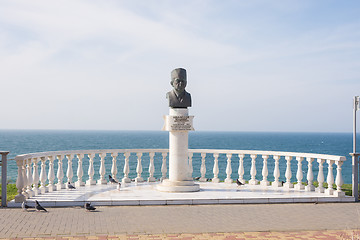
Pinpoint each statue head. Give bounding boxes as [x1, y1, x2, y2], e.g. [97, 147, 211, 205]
[170, 68, 187, 94]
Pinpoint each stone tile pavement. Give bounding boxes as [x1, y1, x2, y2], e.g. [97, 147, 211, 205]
[1, 203, 360, 239]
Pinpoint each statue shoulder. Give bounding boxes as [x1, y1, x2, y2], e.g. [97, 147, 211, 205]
[166, 90, 174, 99]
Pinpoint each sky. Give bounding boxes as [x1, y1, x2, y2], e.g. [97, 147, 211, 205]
[0, 0, 359, 132]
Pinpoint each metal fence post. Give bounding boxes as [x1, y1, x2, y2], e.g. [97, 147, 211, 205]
[1, 151, 9, 207]
[351, 153, 360, 202]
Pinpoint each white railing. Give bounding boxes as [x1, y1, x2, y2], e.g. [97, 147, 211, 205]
[13, 149, 347, 202]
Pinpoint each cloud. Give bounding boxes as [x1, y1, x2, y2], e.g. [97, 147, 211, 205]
[0, 0, 359, 132]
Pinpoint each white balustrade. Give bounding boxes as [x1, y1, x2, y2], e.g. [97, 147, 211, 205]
[148, 152, 156, 182]
[56, 155, 64, 190]
[294, 157, 304, 190]
[316, 159, 325, 193]
[111, 152, 118, 182]
[13, 148, 348, 202]
[260, 155, 269, 186]
[249, 154, 258, 185]
[161, 152, 168, 181]
[32, 157, 39, 194]
[97, 153, 107, 185]
[66, 154, 73, 187]
[87, 154, 96, 185]
[283, 156, 293, 189]
[123, 152, 131, 183]
[47, 156, 56, 192]
[76, 154, 85, 187]
[21, 164, 28, 197]
[335, 161, 345, 197]
[26, 158, 34, 197]
[238, 154, 245, 184]
[200, 153, 207, 182]
[305, 157, 315, 191]
[212, 153, 220, 183]
[325, 160, 335, 195]
[225, 153, 233, 183]
[14, 157, 26, 203]
[135, 152, 144, 182]
[39, 157, 47, 194]
[272, 155, 281, 187]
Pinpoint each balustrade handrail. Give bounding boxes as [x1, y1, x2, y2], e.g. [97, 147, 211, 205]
[14, 149, 170, 161]
[12, 148, 348, 203]
[14, 148, 346, 162]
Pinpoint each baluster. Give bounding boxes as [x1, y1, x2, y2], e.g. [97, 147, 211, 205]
[14, 158, 26, 203]
[305, 157, 315, 191]
[160, 152, 168, 181]
[294, 157, 304, 190]
[22, 164, 28, 198]
[97, 153, 107, 184]
[260, 155, 269, 186]
[283, 156, 293, 189]
[76, 154, 85, 187]
[26, 158, 34, 197]
[86, 153, 96, 185]
[111, 152, 118, 182]
[39, 157, 47, 194]
[148, 152, 156, 182]
[238, 154, 245, 184]
[32, 158, 40, 195]
[325, 160, 335, 195]
[188, 152, 193, 180]
[47, 156, 56, 192]
[122, 152, 131, 183]
[135, 152, 144, 182]
[249, 154, 258, 185]
[212, 153, 220, 183]
[271, 155, 281, 187]
[56, 155, 65, 190]
[224, 153, 232, 183]
[316, 159, 325, 193]
[200, 153, 207, 182]
[334, 161, 345, 197]
[66, 154, 73, 188]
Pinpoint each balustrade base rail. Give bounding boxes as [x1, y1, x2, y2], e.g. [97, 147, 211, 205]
[12, 149, 350, 203]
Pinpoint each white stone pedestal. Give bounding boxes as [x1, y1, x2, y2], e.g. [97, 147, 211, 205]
[157, 108, 200, 192]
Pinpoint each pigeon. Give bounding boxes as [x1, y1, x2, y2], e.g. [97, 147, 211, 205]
[85, 202, 96, 211]
[35, 200, 47, 212]
[22, 201, 31, 211]
[109, 175, 118, 184]
[117, 182, 121, 191]
[236, 179, 244, 186]
[68, 182, 76, 189]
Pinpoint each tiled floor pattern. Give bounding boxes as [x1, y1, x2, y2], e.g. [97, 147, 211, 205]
[1, 230, 360, 240]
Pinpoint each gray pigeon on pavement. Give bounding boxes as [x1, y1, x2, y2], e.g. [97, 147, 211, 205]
[35, 200, 47, 212]
[85, 202, 96, 211]
[22, 201, 31, 211]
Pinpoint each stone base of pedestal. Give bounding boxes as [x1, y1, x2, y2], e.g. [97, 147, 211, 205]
[157, 179, 200, 192]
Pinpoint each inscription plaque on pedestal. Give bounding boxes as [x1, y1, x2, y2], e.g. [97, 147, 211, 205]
[162, 115, 194, 131]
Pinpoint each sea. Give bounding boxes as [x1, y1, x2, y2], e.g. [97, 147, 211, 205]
[0, 130, 358, 184]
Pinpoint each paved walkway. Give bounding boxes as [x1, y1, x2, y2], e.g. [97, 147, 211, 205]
[1, 202, 360, 239]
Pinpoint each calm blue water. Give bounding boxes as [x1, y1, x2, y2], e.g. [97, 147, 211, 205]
[0, 130, 357, 184]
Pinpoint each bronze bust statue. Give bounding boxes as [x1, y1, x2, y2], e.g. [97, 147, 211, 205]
[166, 68, 192, 108]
